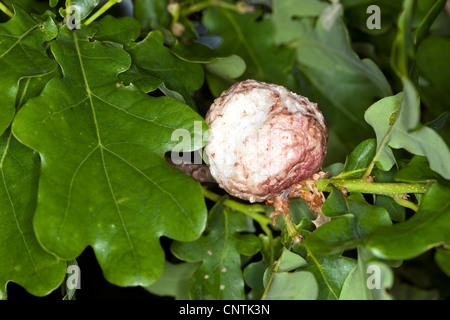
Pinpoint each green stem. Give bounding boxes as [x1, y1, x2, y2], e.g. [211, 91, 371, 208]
[393, 196, 419, 212]
[317, 178, 430, 196]
[318, 178, 431, 211]
[282, 214, 302, 244]
[181, 0, 246, 16]
[414, 0, 446, 49]
[181, 0, 211, 16]
[361, 162, 375, 180]
[0, 2, 13, 18]
[217, 1, 242, 11]
[84, 0, 121, 26]
[332, 168, 366, 180]
[260, 254, 282, 300]
[201, 188, 272, 234]
[168, 2, 181, 24]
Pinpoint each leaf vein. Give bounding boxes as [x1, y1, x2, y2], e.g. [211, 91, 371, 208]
[91, 92, 178, 130]
[72, 31, 140, 274]
[0, 24, 39, 60]
[0, 132, 49, 287]
[103, 147, 195, 230]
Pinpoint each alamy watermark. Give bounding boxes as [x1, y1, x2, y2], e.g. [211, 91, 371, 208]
[171, 121, 208, 165]
[366, 264, 381, 290]
[66, 264, 81, 290]
[366, 5, 381, 30]
[65, 5, 81, 30]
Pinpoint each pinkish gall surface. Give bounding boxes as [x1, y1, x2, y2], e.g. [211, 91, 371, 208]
[205, 79, 328, 203]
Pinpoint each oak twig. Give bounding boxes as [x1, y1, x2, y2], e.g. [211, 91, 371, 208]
[165, 156, 216, 183]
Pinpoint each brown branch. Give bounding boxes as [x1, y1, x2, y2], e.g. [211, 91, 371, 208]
[165, 156, 216, 183]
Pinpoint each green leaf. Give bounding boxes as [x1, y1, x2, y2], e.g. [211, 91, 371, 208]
[324, 162, 344, 177]
[342, 139, 377, 176]
[336, 139, 377, 179]
[202, 6, 296, 90]
[339, 248, 393, 300]
[243, 261, 267, 300]
[416, 36, 450, 119]
[303, 216, 356, 254]
[119, 64, 163, 94]
[144, 261, 200, 300]
[65, 0, 100, 20]
[304, 193, 391, 254]
[435, 248, 450, 277]
[269, 197, 317, 233]
[15, 69, 60, 108]
[262, 247, 318, 300]
[170, 40, 246, 97]
[272, 0, 327, 44]
[159, 82, 186, 104]
[365, 80, 450, 179]
[12, 26, 207, 287]
[262, 271, 318, 300]
[304, 253, 356, 300]
[91, 15, 140, 45]
[364, 93, 402, 171]
[3, 0, 51, 14]
[204, 54, 247, 97]
[244, 235, 282, 300]
[170, 41, 225, 64]
[0, 6, 58, 135]
[276, 247, 307, 272]
[321, 186, 348, 218]
[171, 200, 261, 300]
[374, 195, 405, 222]
[133, 0, 171, 32]
[277, 2, 392, 154]
[367, 183, 450, 260]
[205, 55, 246, 80]
[0, 22, 64, 298]
[395, 155, 444, 183]
[0, 130, 66, 299]
[350, 193, 393, 235]
[262, 248, 317, 300]
[121, 30, 204, 102]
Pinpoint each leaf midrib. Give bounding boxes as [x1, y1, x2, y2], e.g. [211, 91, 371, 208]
[60, 33, 199, 269]
[294, 39, 390, 96]
[72, 32, 140, 274]
[299, 67, 365, 128]
[220, 8, 265, 79]
[308, 251, 339, 299]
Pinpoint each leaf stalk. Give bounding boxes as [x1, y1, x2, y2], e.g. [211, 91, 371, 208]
[317, 178, 430, 195]
[181, 0, 251, 16]
[317, 178, 431, 211]
[282, 214, 302, 244]
[0, 2, 13, 18]
[201, 188, 272, 236]
[84, 0, 121, 26]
